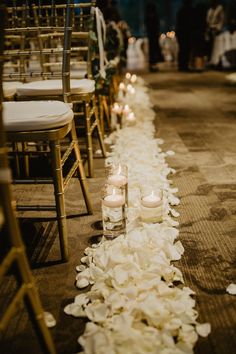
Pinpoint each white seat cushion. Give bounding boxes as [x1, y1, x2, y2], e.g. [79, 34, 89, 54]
[3, 101, 74, 132]
[17, 79, 95, 97]
[3, 81, 23, 98]
[70, 69, 87, 79]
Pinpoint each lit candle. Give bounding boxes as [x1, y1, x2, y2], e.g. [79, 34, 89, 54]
[126, 84, 133, 92]
[118, 82, 126, 101]
[126, 112, 136, 124]
[141, 191, 162, 208]
[108, 174, 127, 187]
[130, 87, 136, 95]
[112, 102, 123, 114]
[123, 104, 130, 116]
[107, 164, 127, 187]
[125, 72, 131, 80]
[119, 82, 126, 91]
[131, 74, 137, 83]
[103, 189, 125, 208]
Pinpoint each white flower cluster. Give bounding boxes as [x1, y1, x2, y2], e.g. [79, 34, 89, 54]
[64, 76, 211, 353]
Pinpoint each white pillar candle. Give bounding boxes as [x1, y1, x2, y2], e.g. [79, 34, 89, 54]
[126, 84, 133, 92]
[107, 174, 127, 187]
[141, 191, 162, 208]
[112, 102, 123, 114]
[131, 74, 137, 83]
[126, 112, 136, 124]
[119, 82, 126, 91]
[123, 104, 130, 116]
[125, 72, 131, 80]
[103, 189, 125, 208]
[130, 87, 136, 95]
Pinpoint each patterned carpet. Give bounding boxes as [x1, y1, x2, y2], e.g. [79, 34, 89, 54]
[150, 68, 236, 354]
[0, 68, 235, 354]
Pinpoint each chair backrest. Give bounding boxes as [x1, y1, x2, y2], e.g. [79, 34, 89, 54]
[3, 1, 96, 96]
[3, 0, 77, 103]
[34, 1, 96, 80]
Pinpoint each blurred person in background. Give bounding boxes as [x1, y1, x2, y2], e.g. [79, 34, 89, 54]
[176, 0, 194, 71]
[191, 2, 208, 71]
[145, 1, 163, 72]
[206, 0, 225, 65]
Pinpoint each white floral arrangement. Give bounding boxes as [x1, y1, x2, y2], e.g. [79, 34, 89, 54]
[64, 76, 211, 354]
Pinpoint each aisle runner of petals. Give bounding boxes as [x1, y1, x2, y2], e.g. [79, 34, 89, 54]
[64, 76, 211, 354]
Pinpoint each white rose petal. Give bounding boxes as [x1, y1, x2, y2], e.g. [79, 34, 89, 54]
[64, 303, 86, 317]
[43, 311, 56, 328]
[166, 150, 175, 156]
[85, 302, 110, 323]
[76, 265, 87, 272]
[75, 293, 90, 306]
[170, 208, 180, 218]
[196, 323, 211, 337]
[76, 278, 90, 289]
[226, 283, 236, 295]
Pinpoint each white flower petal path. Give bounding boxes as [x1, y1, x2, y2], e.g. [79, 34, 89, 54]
[65, 76, 210, 353]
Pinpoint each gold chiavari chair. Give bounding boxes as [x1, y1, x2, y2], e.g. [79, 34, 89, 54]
[0, 4, 56, 352]
[3, 0, 93, 262]
[5, 1, 106, 178]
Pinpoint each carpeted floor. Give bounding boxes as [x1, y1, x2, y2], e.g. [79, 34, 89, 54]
[0, 68, 236, 354]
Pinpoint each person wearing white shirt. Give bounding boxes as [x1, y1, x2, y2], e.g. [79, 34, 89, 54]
[206, 0, 225, 64]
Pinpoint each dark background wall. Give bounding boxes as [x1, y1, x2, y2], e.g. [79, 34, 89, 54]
[116, 0, 231, 36]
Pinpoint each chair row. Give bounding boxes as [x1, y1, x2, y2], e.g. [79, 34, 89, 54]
[1, 0, 120, 262]
[0, 3, 57, 352]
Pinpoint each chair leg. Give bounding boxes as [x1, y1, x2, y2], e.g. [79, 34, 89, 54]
[70, 122, 93, 214]
[24, 281, 57, 354]
[49, 140, 68, 261]
[98, 95, 105, 136]
[12, 142, 21, 177]
[102, 95, 111, 131]
[92, 97, 106, 158]
[85, 101, 94, 178]
[22, 142, 30, 177]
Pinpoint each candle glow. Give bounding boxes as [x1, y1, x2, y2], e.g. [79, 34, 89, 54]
[103, 188, 125, 208]
[123, 104, 130, 115]
[119, 82, 126, 91]
[127, 84, 133, 92]
[131, 74, 137, 83]
[112, 102, 123, 114]
[127, 112, 136, 124]
[141, 190, 162, 208]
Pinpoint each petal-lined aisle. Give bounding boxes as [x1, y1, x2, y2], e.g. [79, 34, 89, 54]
[65, 77, 210, 354]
